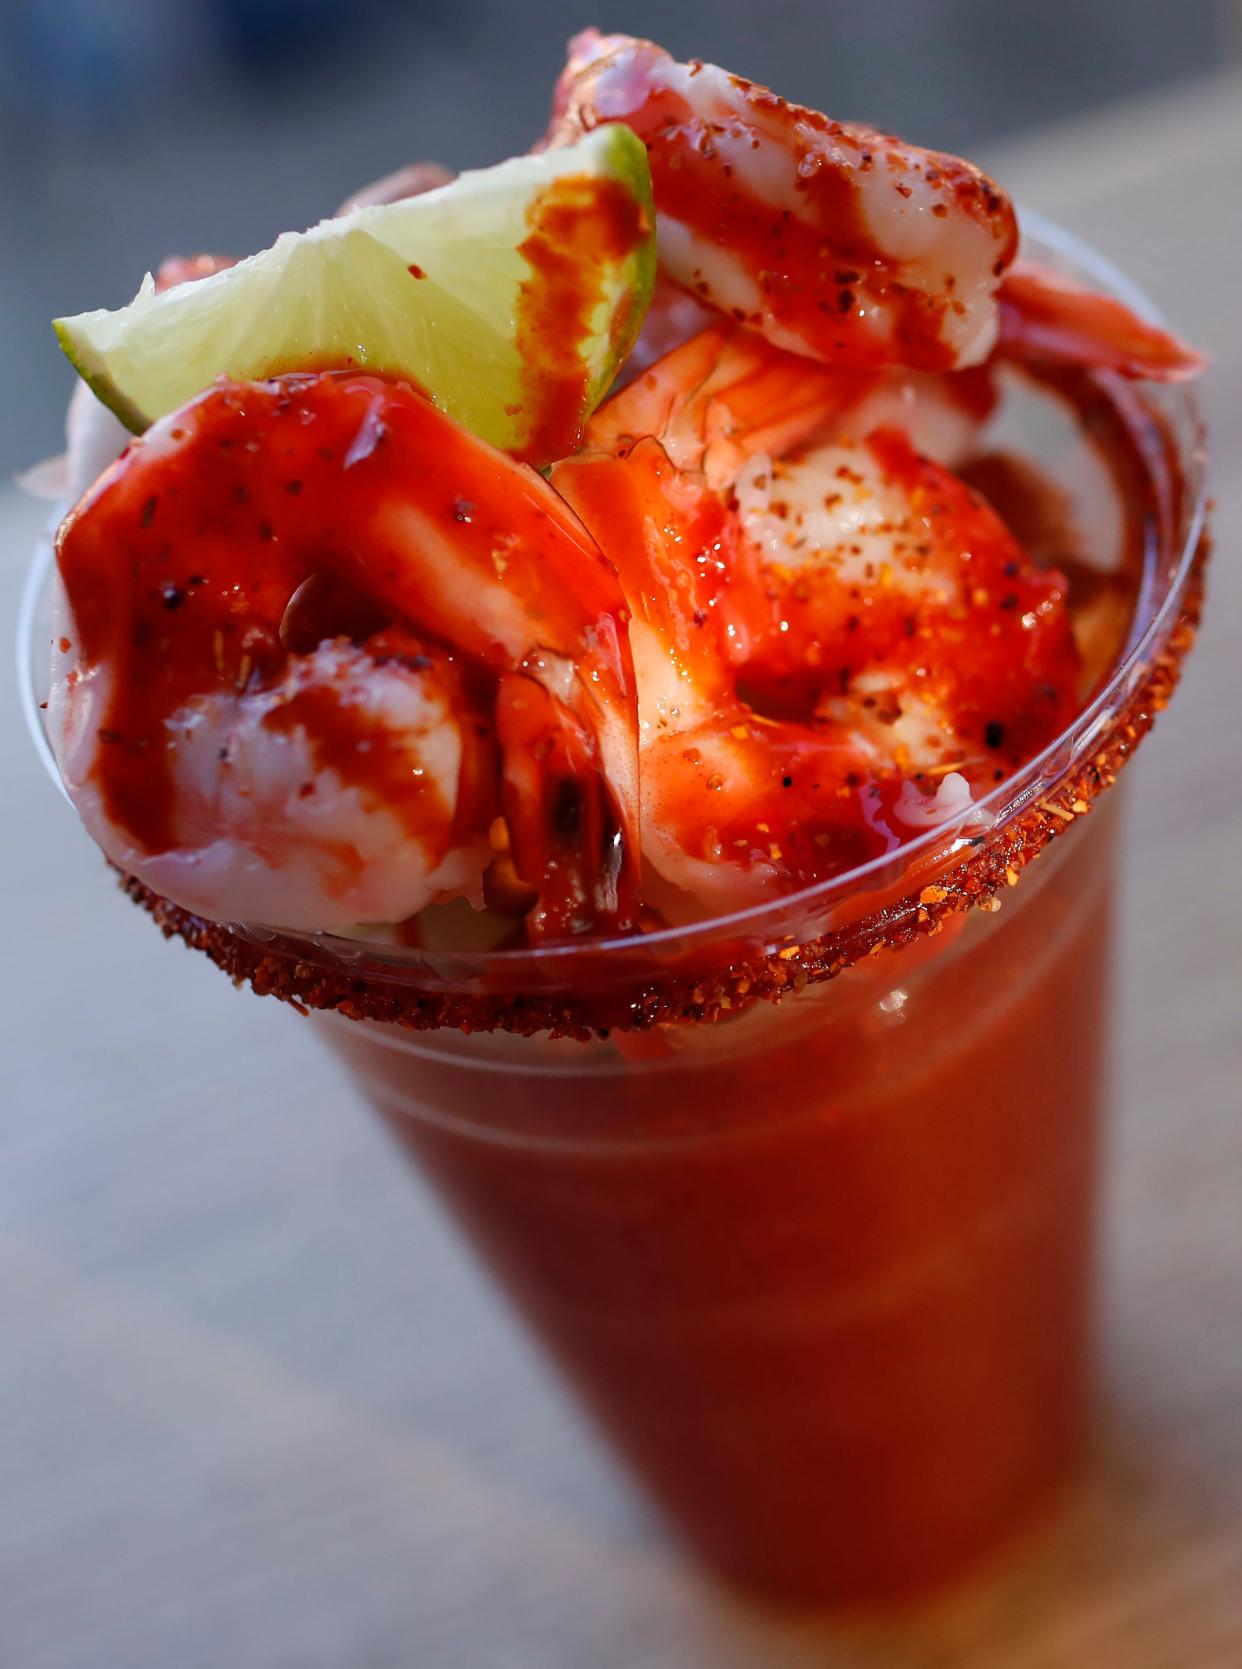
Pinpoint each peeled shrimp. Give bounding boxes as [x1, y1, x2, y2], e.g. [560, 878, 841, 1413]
[547, 30, 1018, 373]
[551, 32, 1203, 387]
[553, 325, 1080, 917]
[52, 371, 640, 937]
[51, 634, 496, 930]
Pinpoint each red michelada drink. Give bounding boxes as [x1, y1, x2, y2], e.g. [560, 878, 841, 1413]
[28, 31, 1206, 1605]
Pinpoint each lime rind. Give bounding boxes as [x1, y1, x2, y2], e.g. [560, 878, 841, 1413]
[52, 125, 655, 464]
[582, 126, 657, 406]
[54, 307, 152, 434]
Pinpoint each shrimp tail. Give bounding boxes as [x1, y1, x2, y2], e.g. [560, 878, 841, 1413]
[997, 260, 1207, 382]
[546, 28, 631, 133]
[496, 674, 640, 939]
[587, 322, 877, 490]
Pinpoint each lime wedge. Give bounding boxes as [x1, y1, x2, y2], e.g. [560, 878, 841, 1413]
[53, 125, 655, 465]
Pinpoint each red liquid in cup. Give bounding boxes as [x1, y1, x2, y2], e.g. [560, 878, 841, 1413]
[322, 795, 1117, 1604]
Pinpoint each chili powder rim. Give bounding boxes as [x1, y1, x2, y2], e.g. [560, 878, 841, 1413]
[109, 526, 1208, 1039]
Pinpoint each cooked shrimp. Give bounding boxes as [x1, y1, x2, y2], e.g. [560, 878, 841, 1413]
[735, 425, 1081, 760]
[553, 325, 1080, 918]
[52, 371, 640, 937]
[997, 259, 1206, 383]
[547, 30, 1018, 373]
[589, 319, 880, 489]
[592, 319, 996, 484]
[52, 632, 497, 929]
[550, 33, 1204, 387]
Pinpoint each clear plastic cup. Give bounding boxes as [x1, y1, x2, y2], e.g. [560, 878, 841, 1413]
[321, 791, 1121, 1602]
[20, 217, 1207, 1606]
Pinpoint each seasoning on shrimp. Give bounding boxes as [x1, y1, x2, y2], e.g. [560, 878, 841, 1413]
[51, 373, 640, 938]
[547, 30, 1018, 371]
[548, 31, 1203, 386]
[553, 323, 1079, 920]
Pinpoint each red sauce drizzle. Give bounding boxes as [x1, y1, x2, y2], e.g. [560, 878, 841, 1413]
[515, 173, 650, 464]
[732, 422, 1081, 767]
[555, 397, 1081, 898]
[567, 48, 1016, 370]
[56, 373, 640, 936]
[261, 672, 451, 850]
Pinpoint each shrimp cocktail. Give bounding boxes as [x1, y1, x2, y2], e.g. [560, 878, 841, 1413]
[28, 31, 1207, 1606]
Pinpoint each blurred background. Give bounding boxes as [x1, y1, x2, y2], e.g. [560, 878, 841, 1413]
[0, 0, 1237, 473]
[3, 6, 1241, 1668]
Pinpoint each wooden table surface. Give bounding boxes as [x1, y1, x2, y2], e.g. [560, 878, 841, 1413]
[3, 73, 1240, 1669]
